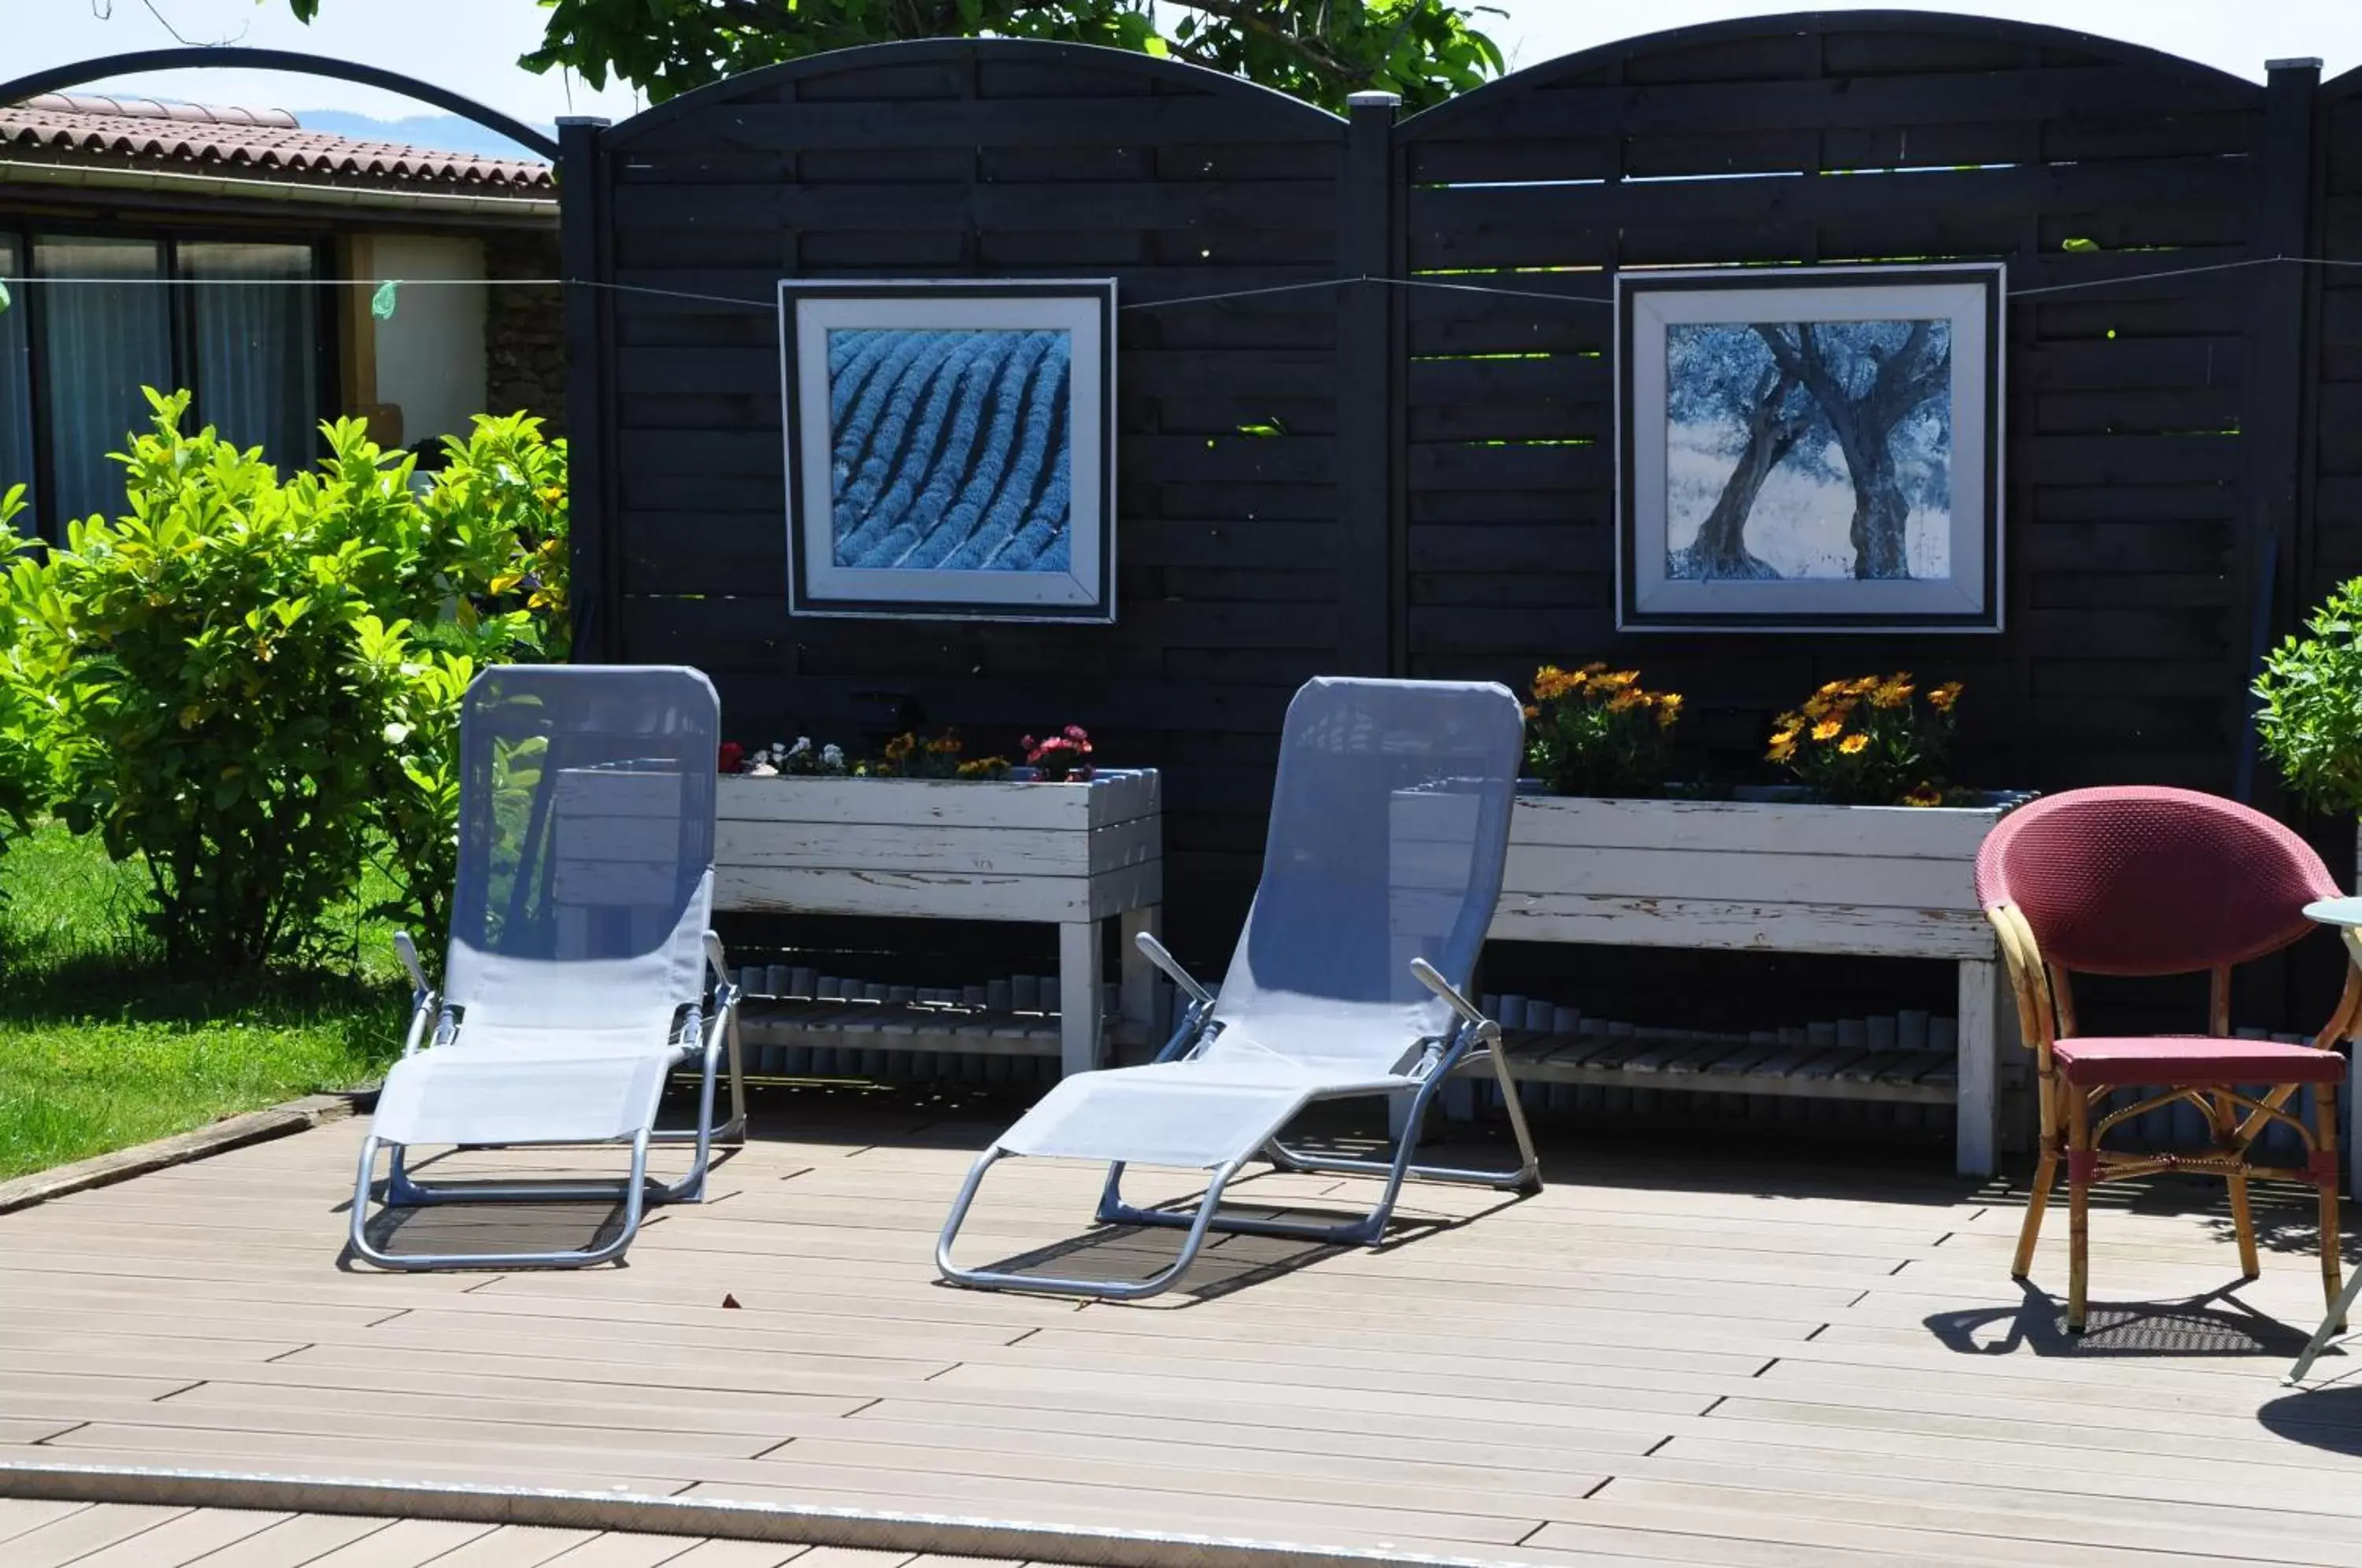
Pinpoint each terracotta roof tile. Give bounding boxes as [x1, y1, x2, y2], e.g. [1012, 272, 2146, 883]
[0, 92, 553, 195]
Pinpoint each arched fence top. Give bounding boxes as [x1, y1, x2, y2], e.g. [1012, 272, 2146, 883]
[0, 47, 559, 161]
[1397, 7, 2264, 139]
[601, 36, 1345, 150]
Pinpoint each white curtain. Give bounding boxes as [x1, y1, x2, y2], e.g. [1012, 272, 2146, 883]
[33, 236, 170, 528]
[183, 242, 318, 473]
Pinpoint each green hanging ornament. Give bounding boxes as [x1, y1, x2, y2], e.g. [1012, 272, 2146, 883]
[0, 279, 11, 316]
[370, 279, 399, 320]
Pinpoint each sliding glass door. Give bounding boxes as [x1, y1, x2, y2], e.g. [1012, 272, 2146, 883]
[183, 242, 320, 472]
[0, 228, 329, 537]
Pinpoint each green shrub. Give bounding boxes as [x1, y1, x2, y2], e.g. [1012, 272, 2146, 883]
[2257, 578, 2362, 817]
[356, 415, 570, 951]
[0, 486, 57, 844]
[424, 412, 570, 660]
[2, 392, 556, 972]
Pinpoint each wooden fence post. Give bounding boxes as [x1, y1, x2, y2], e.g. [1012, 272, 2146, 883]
[2239, 59, 2319, 801]
[557, 115, 613, 663]
[1339, 91, 1401, 675]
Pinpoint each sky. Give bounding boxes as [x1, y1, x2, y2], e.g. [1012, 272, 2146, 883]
[6, 0, 2362, 138]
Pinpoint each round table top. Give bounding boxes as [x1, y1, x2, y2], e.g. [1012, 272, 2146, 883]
[2303, 897, 2362, 928]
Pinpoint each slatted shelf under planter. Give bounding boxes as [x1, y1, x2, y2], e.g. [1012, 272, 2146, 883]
[1484, 790, 2036, 1176]
[1480, 1010, 1960, 1104]
[712, 768, 1164, 1077]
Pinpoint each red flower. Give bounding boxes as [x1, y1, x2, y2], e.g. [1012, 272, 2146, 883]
[717, 741, 744, 774]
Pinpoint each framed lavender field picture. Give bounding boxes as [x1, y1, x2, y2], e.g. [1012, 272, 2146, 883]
[779, 279, 1116, 622]
[1616, 264, 2004, 633]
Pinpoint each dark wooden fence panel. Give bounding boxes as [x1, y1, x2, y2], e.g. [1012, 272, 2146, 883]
[590, 43, 1353, 953]
[1394, 17, 2271, 794]
[2312, 75, 2362, 608]
[573, 22, 2362, 980]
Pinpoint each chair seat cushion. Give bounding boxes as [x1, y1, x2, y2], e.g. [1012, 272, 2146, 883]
[2052, 1035, 2345, 1087]
[373, 1043, 681, 1146]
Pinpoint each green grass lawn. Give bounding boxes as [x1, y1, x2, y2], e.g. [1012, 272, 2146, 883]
[0, 823, 412, 1182]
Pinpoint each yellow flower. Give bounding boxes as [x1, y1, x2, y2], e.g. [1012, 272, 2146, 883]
[1594, 669, 1639, 693]
[1838, 734, 1871, 755]
[1579, 661, 1609, 676]
[883, 733, 916, 763]
[1802, 696, 1832, 720]
[1654, 693, 1683, 729]
[1773, 711, 1803, 732]
[1767, 738, 1797, 764]
[1522, 703, 1539, 720]
[1902, 784, 1944, 807]
[1606, 687, 1646, 713]
[1928, 681, 1964, 713]
[1770, 726, 1800, 748]
[1870, 678, 1913, 710]
[1532, 664, 1583, 702]
[1810, 717, 1846, 742]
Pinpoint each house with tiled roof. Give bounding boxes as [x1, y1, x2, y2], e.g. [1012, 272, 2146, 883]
[0, 91, 562, 536]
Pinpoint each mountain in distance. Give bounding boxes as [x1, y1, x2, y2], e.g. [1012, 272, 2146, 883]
[293, 109, 552, 161]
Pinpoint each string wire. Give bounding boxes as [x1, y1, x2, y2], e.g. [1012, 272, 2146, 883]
[7, 253, 2362, 315]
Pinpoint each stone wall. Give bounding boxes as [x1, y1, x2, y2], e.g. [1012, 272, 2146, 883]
[484, 227, 565, 432]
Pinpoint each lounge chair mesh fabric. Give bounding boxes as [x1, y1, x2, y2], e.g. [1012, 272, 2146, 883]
[372, 665, 720, 1148]
[996, 677, 1523, 1170]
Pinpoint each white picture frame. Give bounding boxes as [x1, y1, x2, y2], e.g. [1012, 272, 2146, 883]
[1615, 264, 2005, 633]
[777, 279, 1117, 623]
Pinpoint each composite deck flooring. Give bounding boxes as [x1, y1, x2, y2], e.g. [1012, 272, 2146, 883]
[3, 1096, 2362, 1566]
[0, 1500, 841, 1566]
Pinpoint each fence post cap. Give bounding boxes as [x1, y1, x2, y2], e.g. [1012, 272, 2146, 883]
[2265, 57, 2323, 72]
[555, 115, 613, 128]
[1346, 90, 1403, 109]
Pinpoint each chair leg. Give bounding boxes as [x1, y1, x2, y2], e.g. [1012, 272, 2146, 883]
[2218, 1090, 2261, 1280]
[2227, 1173, 2262, 1281]
[2013, 1145, 2057, 1281]
[938, 1148, 1242, 1300]
[350, 1129, 653, 1271]
[2322, 1083, 2346, 1331]
[2067, 1087, 2092, 1333]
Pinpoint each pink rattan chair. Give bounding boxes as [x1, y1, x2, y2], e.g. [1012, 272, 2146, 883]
[1978, 786, 2360, 1333]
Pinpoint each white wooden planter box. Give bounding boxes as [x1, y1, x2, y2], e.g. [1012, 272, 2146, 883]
[1490, 793, 2027, 1176]
[713, 769, 1163, 1076]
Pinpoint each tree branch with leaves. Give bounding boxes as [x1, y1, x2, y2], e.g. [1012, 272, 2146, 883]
[285, 0, 1506, 113]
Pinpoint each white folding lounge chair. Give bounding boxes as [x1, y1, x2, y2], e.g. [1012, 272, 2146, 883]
[938, 676, 1539, 1299]
[349, 664, 746, 1270]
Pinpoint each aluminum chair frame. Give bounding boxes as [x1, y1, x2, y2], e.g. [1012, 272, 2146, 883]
[936, 939, 1540, 1300]
[347, 930, 746, 1271]
[2289, 916, 2362, 1385]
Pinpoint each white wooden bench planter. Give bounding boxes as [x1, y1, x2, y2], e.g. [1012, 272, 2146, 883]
[1486, 792, 2029, 1176]
[712, 769, 1163, 1077]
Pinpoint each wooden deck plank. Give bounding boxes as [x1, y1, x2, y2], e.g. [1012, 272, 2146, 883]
[0, 1498, 87, 1545]
[61, 1506, 291, 1566]
[188, 1511, 391, 1566]
[2, 1503, 188, 1568]
[293, 1518, 501, 1566]
[3, 1110, 2360, 1567]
